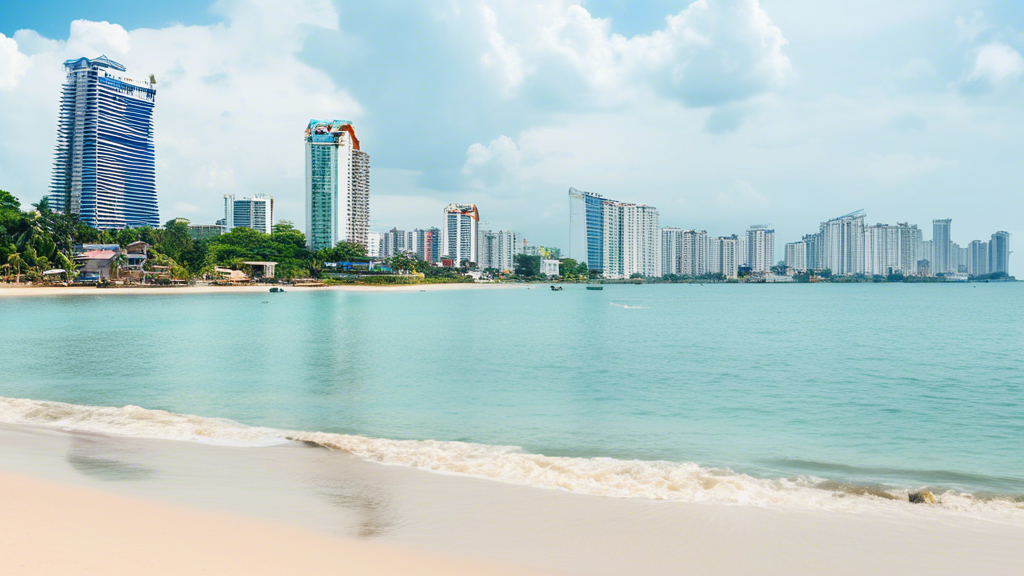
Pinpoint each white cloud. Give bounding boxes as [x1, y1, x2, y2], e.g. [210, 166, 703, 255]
[0, 34, 32, 90]
[462, 135, 522, 191]
[962, 42, 1024, 90]
[479, 5, 526, 95]
[0, 0, 360, 228]
[67, 20, 131, 56]
[476, 0, 791, 106]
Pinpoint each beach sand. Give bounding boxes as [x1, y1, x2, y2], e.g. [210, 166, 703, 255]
[1, 423, 1021, 575]
[0, 470, 550, 575]
[0, 281, 515, 298]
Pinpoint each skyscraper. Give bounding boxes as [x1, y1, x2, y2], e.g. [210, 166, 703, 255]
[601, 201, 661, 279]
[50, 56, 159, 229]
[818, 210, 866, 275]
[932, 219, 951, 274]
[785, 241, 807, 271]
[570, 188, 659, 278]
[304, 120, 370, 252]
[661, 228, 684, 275]
[223, 194, 274, 235]
[989, 231, 1010, 275]
[568, 187, 606, 273]
[746, 225, 775, 273]
[967, 240, 988, 276]
[442, 204, 480, 265]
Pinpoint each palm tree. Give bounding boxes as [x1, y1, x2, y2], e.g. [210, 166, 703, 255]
[7, 253, 24, 283]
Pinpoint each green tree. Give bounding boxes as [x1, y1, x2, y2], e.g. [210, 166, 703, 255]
[0, 190, 20, 214]
[514, 254, 541, 277]
[317, 241, 367, 262]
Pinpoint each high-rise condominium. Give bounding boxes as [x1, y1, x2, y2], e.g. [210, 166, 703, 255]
[442, 204, 480, 265]
[967, 240, 988, 276]
[223, 194, 274, 235]
[785, 241, 807, 271]
[661, 228, 708, 276]
[304, 120, 370, 252]
[816, 210, 866, 275]
[932, 219, 952, 274]
[709, 235, 739, 278]
[746, 225, 775, 273]
[864, 223, 920, 276]
[478, 229, 519, 272]
[989, 231, 1010, 274]
[50, 56, 159, 229]
[569, 188, 660, 278]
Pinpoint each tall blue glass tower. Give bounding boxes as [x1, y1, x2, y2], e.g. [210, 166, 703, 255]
[50, 56, 159, 229]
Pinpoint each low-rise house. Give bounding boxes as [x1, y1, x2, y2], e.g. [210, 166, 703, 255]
[74, 248, 119, 282]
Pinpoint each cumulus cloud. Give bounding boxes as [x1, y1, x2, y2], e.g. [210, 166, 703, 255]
[961, 42, 1024, 91]
[477, 0, 792, 106]
[0, 34, 32, 90]
[462, 135, 522, 190]
[0, 0, 360, 227]
[66, 20, 131, 56]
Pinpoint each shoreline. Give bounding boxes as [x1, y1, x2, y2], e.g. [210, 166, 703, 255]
[0, 281, 518, 298]
[1, 421, 1021, 575]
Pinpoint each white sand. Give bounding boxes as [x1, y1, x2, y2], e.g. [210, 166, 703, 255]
[1, 423, 1021, 575]
[0, 470, 550, 575]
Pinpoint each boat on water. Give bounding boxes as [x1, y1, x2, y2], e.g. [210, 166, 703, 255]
[551, 285, 563, 291]
[269, 287, 285, 293]
[586, 286, 603, 291]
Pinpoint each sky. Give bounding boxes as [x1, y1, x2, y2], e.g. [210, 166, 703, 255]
[1, 0, 1022, 271]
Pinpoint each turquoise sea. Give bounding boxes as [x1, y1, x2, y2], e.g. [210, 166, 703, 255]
[1, 284, 1022, 511]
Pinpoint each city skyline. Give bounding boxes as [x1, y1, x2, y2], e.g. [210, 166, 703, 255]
[1, 1, 1022, 274]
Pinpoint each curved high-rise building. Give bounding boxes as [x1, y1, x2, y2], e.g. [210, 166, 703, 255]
[50, 56, 159, 229]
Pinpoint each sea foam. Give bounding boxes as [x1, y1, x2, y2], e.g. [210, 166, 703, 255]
[1, 396, 1021, 524]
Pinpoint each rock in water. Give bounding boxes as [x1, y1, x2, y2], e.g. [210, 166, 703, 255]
[908, 490, 937, 504]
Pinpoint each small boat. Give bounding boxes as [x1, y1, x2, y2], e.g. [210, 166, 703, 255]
[586, 286, 603, 291]
[269, 287, 285, 293]
[550, 285, 563, 291]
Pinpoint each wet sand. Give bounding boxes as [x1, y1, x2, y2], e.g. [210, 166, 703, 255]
[0, 423, 1021, 575]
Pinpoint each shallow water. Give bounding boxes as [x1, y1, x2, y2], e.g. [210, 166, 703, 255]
[0, 283, 1022, 509]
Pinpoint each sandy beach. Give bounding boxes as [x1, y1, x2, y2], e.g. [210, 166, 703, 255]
[0, 281, 516, 298]
[1, 422, 1021, 575]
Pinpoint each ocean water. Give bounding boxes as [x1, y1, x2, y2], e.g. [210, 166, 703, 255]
[1, 284, 1022, 517]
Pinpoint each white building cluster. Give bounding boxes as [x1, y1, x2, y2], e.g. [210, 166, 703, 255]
[786, 211, 1010, 277]
[569, 188, 661, 279]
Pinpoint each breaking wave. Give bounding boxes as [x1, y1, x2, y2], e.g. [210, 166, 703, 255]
[1, 396, 1021, 524]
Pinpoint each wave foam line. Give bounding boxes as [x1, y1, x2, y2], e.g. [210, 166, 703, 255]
[1, 396, 1022, 523]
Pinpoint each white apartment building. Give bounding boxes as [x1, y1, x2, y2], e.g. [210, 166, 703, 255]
[366, 231, 383, 258]
[304, 120, 370, 252]
[477, 229, 519, 272]
[746, 225, 775, 273]
[785, 241, 807, 272]
[442, 204, 480, 265]
[540, 259, 560, 277]
[661, 228, 684, 275]
[709, 235, 739, 278]
[818, 210, 866, 275]
[223, 194, 274, 235]
[602, 201, 660, 279]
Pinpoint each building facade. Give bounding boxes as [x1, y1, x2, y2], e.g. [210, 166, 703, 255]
[932, 219, 951, 274]
[50, 56, 159, 229]
[818, 210, 866, 275]
[366, 231, 384, 258]
[746, 225, 775, 273]
[601, 201, 661, 279]
[967, 240, 988, 276]
[570, 188, 659, 278]
[989, 231, 1010, 274]
[223, 194, 274, 235]
[442, 204, 480, 265]
[478, 229, 518, 272]
[785, 241, 807, 272]
[709, 235, 739, 278]
[304, 120, 370, 252]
